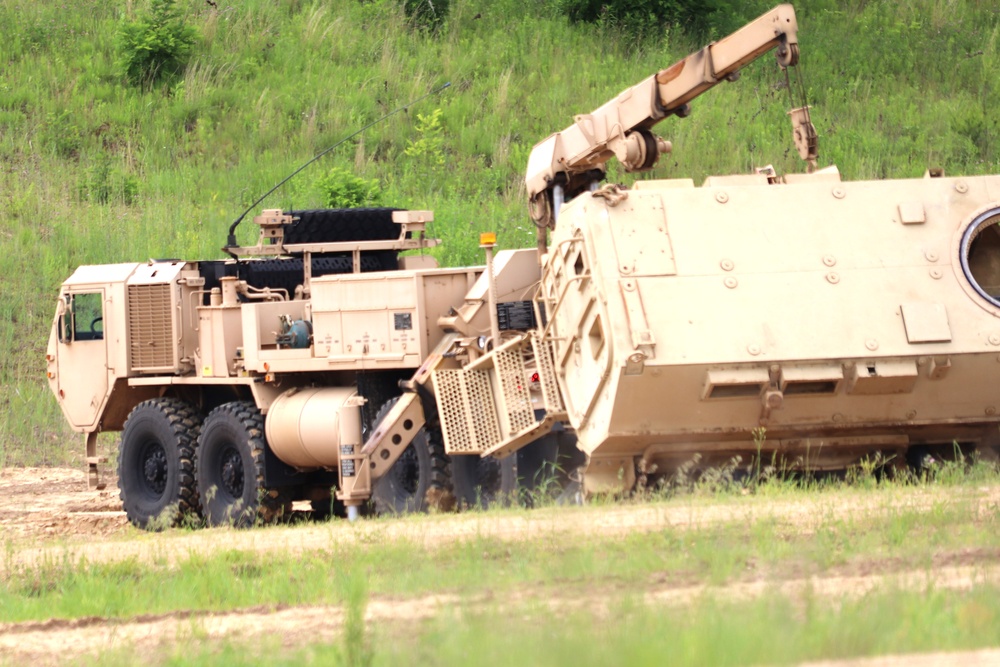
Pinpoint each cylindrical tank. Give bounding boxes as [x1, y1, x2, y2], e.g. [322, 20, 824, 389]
[265, 386, 362, 468]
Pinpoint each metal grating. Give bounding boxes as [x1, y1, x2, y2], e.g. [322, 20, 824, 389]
[434, 368, 502, 454]
[530, 333, 564, 413]
[495, 344, 535, 434]
[435, 370, 470, 453]
[463, 369, 501, 453]
[128, 284, 175, 372]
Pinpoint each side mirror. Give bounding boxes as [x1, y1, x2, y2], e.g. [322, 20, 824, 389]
[58, 295, 73, 344]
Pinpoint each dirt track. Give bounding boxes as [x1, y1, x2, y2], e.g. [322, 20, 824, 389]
[2, 467, 1000, 665]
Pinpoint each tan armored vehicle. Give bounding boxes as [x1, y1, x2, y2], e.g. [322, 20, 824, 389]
[48, 5, 1000, 528]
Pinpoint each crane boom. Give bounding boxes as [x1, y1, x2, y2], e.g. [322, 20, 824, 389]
[526, 4, 809, 228]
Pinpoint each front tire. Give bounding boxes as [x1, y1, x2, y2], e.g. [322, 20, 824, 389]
[118, 398, 201, 530]
[197, 401, 288, 528]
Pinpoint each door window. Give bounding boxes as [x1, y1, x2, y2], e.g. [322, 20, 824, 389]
[71, 293, 104, 341]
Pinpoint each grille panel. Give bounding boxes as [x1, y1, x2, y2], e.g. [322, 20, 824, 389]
[128, 284, 175, 372]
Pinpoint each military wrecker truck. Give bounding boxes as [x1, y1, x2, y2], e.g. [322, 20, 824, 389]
[48, 5, 1000, 528]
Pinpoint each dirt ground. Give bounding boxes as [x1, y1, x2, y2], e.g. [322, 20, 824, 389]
[2, 467, 1000, 665]
[0, 467, 127, 541]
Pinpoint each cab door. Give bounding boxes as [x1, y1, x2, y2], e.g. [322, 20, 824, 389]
[54, 290, 111, 429]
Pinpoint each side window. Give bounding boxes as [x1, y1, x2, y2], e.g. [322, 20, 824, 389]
[72, 293, 104, 341]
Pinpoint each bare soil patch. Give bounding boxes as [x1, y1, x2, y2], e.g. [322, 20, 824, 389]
[0, 467, 127, 541]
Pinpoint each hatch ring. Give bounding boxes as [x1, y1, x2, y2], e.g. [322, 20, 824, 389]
[959, 207, 1000, 308]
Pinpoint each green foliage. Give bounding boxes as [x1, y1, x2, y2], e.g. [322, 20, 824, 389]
[403, 108, 445, 166]
[1, 0, 999, 463]
[403, 0, 450, 31]
[41, 110, 82, 158]
[558, 0, 752, 38]
[315, 167, 382, 208]
[78, 155, 139, 205]
[115, 0, 197, 86]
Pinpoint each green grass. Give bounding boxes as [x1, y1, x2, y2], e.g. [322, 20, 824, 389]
[2, 484, 997, 624]
[2, 0, 999, 464]
[78, 579, 1000, 667]
[76, 581, 1000, 666]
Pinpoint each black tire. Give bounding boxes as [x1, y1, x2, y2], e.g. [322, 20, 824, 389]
[282, 208, 402, 244]
[371, 399, 453, 514]
[118, 398, 201, 530]
[196, 401, 289, 528]
[236, 254, 388, 298]
[451, 454, 511, 509]
[508, 428, 586, 507]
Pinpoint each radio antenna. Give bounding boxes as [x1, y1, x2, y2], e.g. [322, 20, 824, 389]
[225, 81, 451, 249]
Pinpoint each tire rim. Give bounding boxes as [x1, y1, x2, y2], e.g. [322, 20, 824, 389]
[140, 441, 168, 496]
[219, 445, 244, 499]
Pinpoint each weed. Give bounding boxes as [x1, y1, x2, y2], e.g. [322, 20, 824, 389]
[341, 572, 373, 667]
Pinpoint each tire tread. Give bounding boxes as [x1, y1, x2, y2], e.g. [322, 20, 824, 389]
[118, 397, 201, 528]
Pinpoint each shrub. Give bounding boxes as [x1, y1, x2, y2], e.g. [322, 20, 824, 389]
[78, 156, 139, 205]
[404, 108, 445, 166]
[42, 110, 82, 159]
[558, 0, 748, 39]
[115, 0, 197, 87]
[316, 167, 382, 208]
[404, 0, 450, 31]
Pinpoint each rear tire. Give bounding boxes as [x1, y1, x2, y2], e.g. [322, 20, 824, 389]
[371, 399, 453, 514]
[508, 428, 585, 507]
[197, 401, 289, 528]
[118, 398, 201, 530]
[451, 454, 510, 509]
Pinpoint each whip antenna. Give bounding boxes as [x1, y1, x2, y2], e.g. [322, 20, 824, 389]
[226, 81, 452, 249]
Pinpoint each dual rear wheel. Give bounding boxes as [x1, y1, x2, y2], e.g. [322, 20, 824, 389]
[117, 399, 286, 529]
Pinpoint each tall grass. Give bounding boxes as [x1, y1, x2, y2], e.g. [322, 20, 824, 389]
[1, 0, 998, 463]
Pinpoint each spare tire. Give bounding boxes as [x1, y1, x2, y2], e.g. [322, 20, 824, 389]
[282, 208, 402, 244]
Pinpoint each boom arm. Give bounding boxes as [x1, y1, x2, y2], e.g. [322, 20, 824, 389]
[526, 4, 807, 228]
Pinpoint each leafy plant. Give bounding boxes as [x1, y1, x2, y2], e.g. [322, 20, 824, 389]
[115, 0, 197, 86]
[404, 108, 445, 166]
[315, 167, 382, 208]
[77, 155, 139, 205]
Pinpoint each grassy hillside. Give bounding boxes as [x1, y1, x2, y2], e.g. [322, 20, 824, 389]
[1, 0, 998, 465]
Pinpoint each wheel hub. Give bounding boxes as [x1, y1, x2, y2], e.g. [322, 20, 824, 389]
[220, 446, 244, 498]
[142, 443, 168, 495]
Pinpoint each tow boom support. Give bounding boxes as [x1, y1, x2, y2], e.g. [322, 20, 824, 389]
[526, 4, 809, 228]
